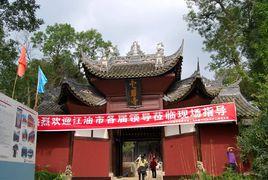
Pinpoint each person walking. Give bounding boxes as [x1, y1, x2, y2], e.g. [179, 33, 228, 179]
[137, 155, 148, 180]
[150, 156, 158, 178]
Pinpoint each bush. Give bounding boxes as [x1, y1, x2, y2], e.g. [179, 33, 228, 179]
[35, 170, 63, 180]
[191, 168, 254, 180]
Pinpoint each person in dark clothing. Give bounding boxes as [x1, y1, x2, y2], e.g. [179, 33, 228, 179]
[150, 156, 158, 178]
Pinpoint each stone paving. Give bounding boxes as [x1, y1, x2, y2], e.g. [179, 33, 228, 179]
[112, 170, 163, 180]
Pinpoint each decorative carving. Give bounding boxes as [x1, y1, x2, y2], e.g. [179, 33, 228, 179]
[127, 41, 144, 58]
[196, 161, 205, 172]
[81, 40, 184, 79]
[156, 42, 164, 55]
[156, 42, 164, 67]
[100, 56, 108, 71]
[64, 165, 72, 180]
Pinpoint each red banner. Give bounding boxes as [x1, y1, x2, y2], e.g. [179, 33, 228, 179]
[38, 102, 237, 131]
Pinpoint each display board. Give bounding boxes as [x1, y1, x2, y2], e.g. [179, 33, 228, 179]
[0, 92, 38, 180]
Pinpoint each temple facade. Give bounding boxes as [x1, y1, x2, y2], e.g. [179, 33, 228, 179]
[37, 41, 258, 179]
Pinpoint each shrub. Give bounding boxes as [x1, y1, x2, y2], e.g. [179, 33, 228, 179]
[35, 170, 63, 180]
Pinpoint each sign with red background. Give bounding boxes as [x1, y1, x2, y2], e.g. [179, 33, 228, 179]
[38, 102, 237, 131]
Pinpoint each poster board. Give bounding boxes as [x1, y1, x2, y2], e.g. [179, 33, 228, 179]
[0, 92, 38, 180]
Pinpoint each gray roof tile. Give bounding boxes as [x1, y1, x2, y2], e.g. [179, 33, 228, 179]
[58, 79, 106, 106]
[82, 41, 184, 79]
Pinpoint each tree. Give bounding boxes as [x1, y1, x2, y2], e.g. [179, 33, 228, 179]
[31, 24, 78, 86]
[185, 0, 268, 177]
[31, 23, 114, 88]
[0, 0, 43, 32]
[185, 0, 248, 71]
[0, 0, 43, 102]
[76, 29, 112, 58]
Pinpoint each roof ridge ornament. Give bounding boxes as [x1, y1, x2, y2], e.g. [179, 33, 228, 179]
[155, 42, 164, 67]
[100, 56, 108, 71]
[127, 41, 145, 58]
[228, 78, 242, 88]
[180, 39, 184, 55]
[81, 40, 184, 79]
[197, 58, 200, 73]
[190, 58, 201, 78]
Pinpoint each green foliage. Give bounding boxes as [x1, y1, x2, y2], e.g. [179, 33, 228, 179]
[0, 0, 43, 32]
[238, 113, 268, 179]
[75, 29, 112, 60]
[245, 1, 268, 80]
[123, 142, 135, 154]
[0, 39, 18, 95]
[31, 23, 114, 89]
[32, 24, 76, 57]
[185, 0, 268, 78]
[185, 0, 248, 71]
[0, 0, 42, 105]
[220, 168, 252, 180]
[35, 170, 63, 180]
[185, 0, 268, 178]
[31, 23, 78, 87]
[191, 168, 253, 180]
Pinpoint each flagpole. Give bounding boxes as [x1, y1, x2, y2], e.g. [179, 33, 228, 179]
[33, 89, 38, 111]
[12, 75, 18, 99]
[34, 71, 39, 111]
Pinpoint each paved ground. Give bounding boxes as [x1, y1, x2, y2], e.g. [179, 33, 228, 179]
[112, 170, 163, 180]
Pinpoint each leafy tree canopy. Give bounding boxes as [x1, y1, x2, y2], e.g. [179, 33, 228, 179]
[0, 0, 43, 104]
[185, 0, 268, 178]
[31, 23, 114, 88]
[0, 0, 43, 32]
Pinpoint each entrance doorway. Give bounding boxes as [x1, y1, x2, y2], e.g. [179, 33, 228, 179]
[112, 127, 163, 177]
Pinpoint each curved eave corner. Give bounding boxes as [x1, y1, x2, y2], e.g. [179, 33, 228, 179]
[163, 75, 221, 103]
[211, 80, 259, 123]
[58, 80, 107, 107]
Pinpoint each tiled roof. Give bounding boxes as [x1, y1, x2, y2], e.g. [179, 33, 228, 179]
[163, 71, 222, 102]
[212, 80, 259, 118]
[38, 88, 65, 115]
[163, 67, 258, 119]
[82, 41, 184, 79]
[38, 101, 64, 115]
[58, 79, 106, 106]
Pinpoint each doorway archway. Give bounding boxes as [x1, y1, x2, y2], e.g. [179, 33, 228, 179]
[112, 127, 163, 177]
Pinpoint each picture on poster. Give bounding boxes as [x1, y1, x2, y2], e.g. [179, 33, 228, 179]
[27, 149, 34, 159]
[22, 129, 28, 142]
[21, 146, 27, 158]
[28, 131, 35, 144]
[15, 108, 22, 128]
[0, 92, 38, 164]
[21, 114, 27, 126]
[12, 144, 18, 158]
[13, 130, 20, 142]
[27, 114, 35, 129]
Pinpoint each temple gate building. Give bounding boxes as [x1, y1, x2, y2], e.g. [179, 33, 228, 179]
[37, 41, 258, 179]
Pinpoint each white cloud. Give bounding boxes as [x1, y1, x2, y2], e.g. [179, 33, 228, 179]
[36, 0, 214, 79]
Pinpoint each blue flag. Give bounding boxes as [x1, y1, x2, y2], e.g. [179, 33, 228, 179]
[37, 66, 48, 93]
